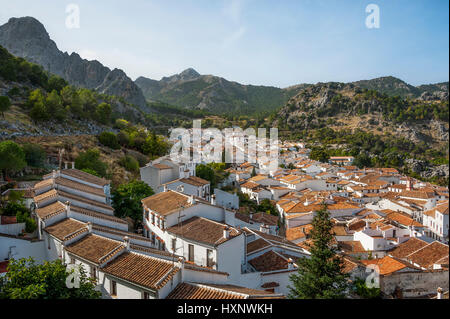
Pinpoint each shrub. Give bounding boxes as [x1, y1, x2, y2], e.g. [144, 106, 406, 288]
[98, 132, 120, 150]
[119, 155, 139, 173]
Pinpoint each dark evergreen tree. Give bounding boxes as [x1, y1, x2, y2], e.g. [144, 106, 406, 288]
[288, 204, 350, 299]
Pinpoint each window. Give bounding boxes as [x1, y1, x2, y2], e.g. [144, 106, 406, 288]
[151, 214, 155, 225]
[206, 249, 213, 267]
[188, 244, 194, 262]
[111, 280, 117, 296]
[142, 291, 150, 299]
[90, 266, 97, 280]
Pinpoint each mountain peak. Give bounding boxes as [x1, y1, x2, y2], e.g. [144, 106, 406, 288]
[180, 68, 200, 78]
[1, 16, 50, 41]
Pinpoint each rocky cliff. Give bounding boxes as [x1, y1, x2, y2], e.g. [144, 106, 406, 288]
[0, 17, 147, 110]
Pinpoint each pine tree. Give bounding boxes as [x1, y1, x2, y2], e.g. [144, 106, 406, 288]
[288, 204, 350, 299]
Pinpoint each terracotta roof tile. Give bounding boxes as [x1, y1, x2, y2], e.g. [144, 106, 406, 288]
[389, 238, 429, 259]
[167, 216, 241, 246]
[405, 241, 449, 269]
[44, 218, 87, 241]
[102, 252, 179, 290]
[141, 191, 191, 216]
[248, 251, 289, 272]
[247, 238, 271, 254]
[65, 234, 123, 264]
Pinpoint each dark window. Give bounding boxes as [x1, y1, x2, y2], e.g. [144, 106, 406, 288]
[143, 291, 150, 299]
[188, 244, 194, 262]
[90, 266, 97, 280]
[206, 249, 213, 267]
[111, 280, 117, 296]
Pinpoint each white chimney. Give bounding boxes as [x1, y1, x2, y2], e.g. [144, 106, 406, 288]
[65, 201, 71, 217]
[189, 195, 196, 205]
[250, 212, 253, 220]
[71, 161, 75, 169]
[210, 194, 216, 205]
[287, 258, 294, 270]
[304, 198, 310, 206]
[123, 236, 130, 251]
[180, 185, 184, 193]
[259, 224, 269, 234]
[223, 226, 230, 239]
[64, 162, 68, 169]
[163, 184, 168, 192]
[437, 287, 443, 299]
[52, 170, 57, 179]
[87, 222, 92, 233]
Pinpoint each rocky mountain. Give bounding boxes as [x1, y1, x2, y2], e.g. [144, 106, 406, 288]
[0, 17, 147, 110]
[275, 81, 449, 144]
[135, 69, 308, 115]
[352, 76, 449, 100]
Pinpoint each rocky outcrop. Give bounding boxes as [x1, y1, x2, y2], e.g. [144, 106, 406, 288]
[404, 158, 449, 179]
[0, 17, 147, 110]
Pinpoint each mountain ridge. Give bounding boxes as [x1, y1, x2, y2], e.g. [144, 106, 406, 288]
[0, 16, 148, 111]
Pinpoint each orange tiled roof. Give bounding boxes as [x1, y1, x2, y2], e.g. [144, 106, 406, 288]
[361, 256, 413, 275]
[102, 251, 179, 290]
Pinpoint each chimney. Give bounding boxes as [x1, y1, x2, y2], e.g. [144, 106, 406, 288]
[249, 212, 253, 220]
[123, 236, 130, 251]
[180, 185, 184, 193]
[64, 162, 68, 169]
[287, 258, 294, 270]
[52, 170, 57, 179]
[189, 195, 196, 205]
[259, 224, 269, 234]
[210, 194, 216, 205]
[65, 201, 71, 217]
[437, 287, 443, 299]
[163, 184, 168, 192]
[406, 178, 412, 191]
[87, 222, 92, 233]
[223, 226, 230, 239]
[71, 161, 75, 169]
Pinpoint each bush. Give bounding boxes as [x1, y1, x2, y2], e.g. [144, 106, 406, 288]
[0, 95, 11, 117]
[22, 143, 46, 168]
[75, 149, 108, 177]
[98, 132, 120, 150]
[119, 155, 139, 173]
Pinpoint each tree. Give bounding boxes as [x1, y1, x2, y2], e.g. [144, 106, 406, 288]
[75, 149, 108, 177]
[0, 96, 11, 118]
[0, 141, 26, 178]
[22, 143, 46, 168]
[95, 102, 112, 124]
[45, 90, 66, 121]
[196, 164, 215, 186]
[351, 278, 381, 299]
[0, 257, 101, 299]
[98, 132, 120, 150]
[288, 204, 350, 299]
[112, 180, 154, 228]
[46, 75, 67, 92]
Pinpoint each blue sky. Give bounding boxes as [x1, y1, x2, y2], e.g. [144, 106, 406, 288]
[0, 0, 448, 87]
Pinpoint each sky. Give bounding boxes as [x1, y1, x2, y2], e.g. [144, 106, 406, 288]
[0, 0, 448, 87]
